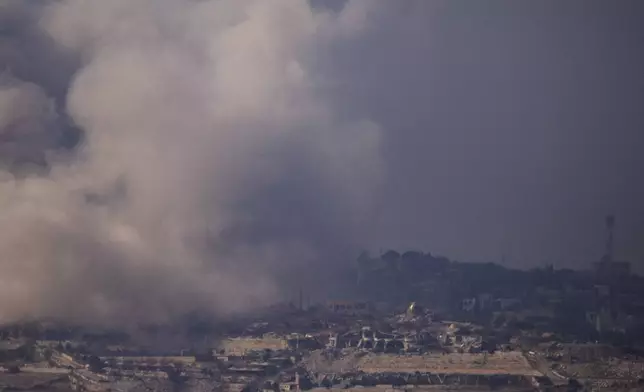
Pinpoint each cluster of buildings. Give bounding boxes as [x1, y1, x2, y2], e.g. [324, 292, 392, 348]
[0, 303, 547, 392]
[1, 288, 644, 391]
[1, 217, 644, 391]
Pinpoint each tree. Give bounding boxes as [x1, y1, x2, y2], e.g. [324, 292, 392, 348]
[382, 250, 401, 263]
[382, 250, 401, 273]
[401, 251, 422, 262]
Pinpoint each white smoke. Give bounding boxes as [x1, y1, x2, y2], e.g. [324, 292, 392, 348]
[0, 73, 60, 171]
[0, 0, 383, 325]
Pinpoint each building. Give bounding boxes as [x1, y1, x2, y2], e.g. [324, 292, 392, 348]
[0, 340, 29, 362]
[217, 337, 288, 356]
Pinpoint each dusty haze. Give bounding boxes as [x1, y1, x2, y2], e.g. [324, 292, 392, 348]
[0, 0, 383, 325]
[1, 0, 644, 325]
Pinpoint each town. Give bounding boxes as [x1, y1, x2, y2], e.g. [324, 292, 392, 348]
[2, 217, 644, 391]
[2, 0, 643, 390]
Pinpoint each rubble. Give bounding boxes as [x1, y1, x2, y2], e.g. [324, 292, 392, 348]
[2, 247, 644, 391]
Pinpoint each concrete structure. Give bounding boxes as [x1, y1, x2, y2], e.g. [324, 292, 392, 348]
[69, 369, 110, 391]
[355, 352, 541, 377]
[356, 327, 404, 352]
[0, 340, 28, 362]
[218, 337, 289, 356]
[100, 355, 196, 367]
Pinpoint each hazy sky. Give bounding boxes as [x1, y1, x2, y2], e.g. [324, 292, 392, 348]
[322, 0, 644, 269]
[0, 0, 643, 323]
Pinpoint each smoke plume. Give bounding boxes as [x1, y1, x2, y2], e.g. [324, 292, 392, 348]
[4, 0, 643, 325]
[0, 0, 383, 325]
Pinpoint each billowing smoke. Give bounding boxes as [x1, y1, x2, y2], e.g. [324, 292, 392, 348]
[0, 0, 383, 325]
[5, 0, 642, 325]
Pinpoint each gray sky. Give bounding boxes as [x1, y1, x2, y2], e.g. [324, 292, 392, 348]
[318, 0, 644, 269]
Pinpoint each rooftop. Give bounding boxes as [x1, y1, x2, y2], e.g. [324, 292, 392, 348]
[0, 340, 26, 351]
[355, 352, 542, 376]
[219, 337, 288, 354]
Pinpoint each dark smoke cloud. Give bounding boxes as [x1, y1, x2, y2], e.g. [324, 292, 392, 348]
[1, 0, 644, 324]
